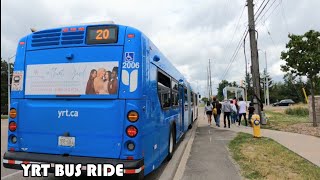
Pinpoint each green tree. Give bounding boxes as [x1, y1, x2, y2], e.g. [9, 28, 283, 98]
[269, 82, 286, 103]
[243, 73, 272, 104]
[217, 80, 230, 101]
[1, 58, 14, 114]
[201, 97, 208, 103]
[283, 73, 305, 103]
[280, 30, 320, 127]
[216, 80, 239, 101]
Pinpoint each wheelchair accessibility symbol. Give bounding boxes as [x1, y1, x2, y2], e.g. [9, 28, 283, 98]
[125, 52, 134, 61]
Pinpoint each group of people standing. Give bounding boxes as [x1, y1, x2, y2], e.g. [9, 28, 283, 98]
[85, 67, 118, 95]
[205, 96, 255, 128]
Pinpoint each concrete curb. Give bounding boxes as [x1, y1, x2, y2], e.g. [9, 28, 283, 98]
[158, 119, 199, 180]
[172, 120, 198, 180]
[226, 138, 244, 180]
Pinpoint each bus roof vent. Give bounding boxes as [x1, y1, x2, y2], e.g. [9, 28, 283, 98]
[31, 28, 85, 47]
[31, 28, 61, 47]
[61, 30, 85, 45]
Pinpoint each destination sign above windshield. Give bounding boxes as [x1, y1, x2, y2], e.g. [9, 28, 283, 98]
[86, 26, 118, 44]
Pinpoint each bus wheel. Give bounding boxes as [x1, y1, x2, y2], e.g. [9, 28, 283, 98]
[188, 114, 193, 129]
[167, 126, 176, 161]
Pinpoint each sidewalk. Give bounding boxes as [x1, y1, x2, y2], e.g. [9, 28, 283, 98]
[179, 109, 241, 180]
[217, 118, 320, 167]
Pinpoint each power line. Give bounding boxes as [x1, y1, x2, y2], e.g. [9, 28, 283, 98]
[262, 23, 277, 47]
[218, 2, 247, 81]
[254, 0, 267, 15]
[221, 28, 248, 80]
[225, 4, 246, 51]
[220, 3, 247, 73]
[254, 0, 271, 21]
[255, 0, 280, 25]
[280, 0, 289, 33]
[220, 27, 248, 81]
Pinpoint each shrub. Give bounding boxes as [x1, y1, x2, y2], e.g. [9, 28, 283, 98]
[285, 107, 309, 116]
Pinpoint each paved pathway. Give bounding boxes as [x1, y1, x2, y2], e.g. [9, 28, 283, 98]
[214, 115, 320, 167]
[181, 109, 241, 180]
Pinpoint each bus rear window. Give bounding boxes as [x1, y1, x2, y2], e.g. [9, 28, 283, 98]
[25, 62, 119, 96]
[86, 26, 118, 44]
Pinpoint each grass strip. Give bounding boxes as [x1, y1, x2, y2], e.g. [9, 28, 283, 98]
[229, 132, 320, 179]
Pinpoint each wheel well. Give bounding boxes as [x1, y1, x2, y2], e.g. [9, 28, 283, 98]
[170, 121, 176, 143]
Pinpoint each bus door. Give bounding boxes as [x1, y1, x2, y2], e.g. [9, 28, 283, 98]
[178, 84, 184, 136]
[183, 86, 188, 131]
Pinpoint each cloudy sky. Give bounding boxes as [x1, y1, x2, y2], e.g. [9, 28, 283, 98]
[1, 0, 319, 97]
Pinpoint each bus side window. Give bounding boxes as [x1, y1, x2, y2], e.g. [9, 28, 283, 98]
[184, 87, 188, 105]
[191, 92, 194, 107]
[157, 70, 171, 109]
[171, 80, 179, 107]
[195, 94, 198, 106]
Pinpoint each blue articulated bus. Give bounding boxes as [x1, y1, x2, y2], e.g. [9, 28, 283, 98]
[3, 22, 198, 178]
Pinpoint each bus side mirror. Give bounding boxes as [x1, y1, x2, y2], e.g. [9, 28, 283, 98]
[199, 95, 201, 98]
[179, 79, 184, 85]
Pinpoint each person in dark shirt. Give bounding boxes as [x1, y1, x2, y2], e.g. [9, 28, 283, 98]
[108, 67, 118, 94]
[212, 97, 222, 127]
[248, 102, 255, 126]
[85, 69, 97, 94]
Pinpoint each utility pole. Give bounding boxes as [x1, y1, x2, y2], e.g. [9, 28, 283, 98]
[208, 59, 213, 100]
[243, 39, 249, 103]
[264, 69, 267, 106]
[247, 0, 265, 124]
[207, 66, 209, 99]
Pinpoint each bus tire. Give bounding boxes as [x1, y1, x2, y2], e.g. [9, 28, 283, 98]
[167, 125, 176, 161]
[188, 113, 193, 129]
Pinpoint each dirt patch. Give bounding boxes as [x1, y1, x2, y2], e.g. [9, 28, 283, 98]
[281, 123, 320, 137]
[264, 106, 287, 113]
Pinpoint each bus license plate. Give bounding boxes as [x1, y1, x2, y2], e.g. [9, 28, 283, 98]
[58, 136, 75, 147]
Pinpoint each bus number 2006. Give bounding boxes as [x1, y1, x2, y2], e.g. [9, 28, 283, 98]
[122, 61, 140, 69]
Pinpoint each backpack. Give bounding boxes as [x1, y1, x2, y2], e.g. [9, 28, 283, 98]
[212, 102, 217, 115]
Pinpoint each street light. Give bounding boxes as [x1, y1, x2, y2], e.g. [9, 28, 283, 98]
[8, 55, 16, 115]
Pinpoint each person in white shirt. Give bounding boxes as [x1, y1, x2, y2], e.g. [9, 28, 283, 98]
[204, 101, 213, 126]
[237, 97, 248, 126]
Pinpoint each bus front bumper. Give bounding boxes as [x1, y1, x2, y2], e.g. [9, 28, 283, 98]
[3, 151, 144, 175]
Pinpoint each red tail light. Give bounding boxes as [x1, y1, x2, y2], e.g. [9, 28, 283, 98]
[127, 156, 134, 160]
[9, 121, 17, 132]
[127, 34, 135, 38]
[126, 126, 138, 137]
